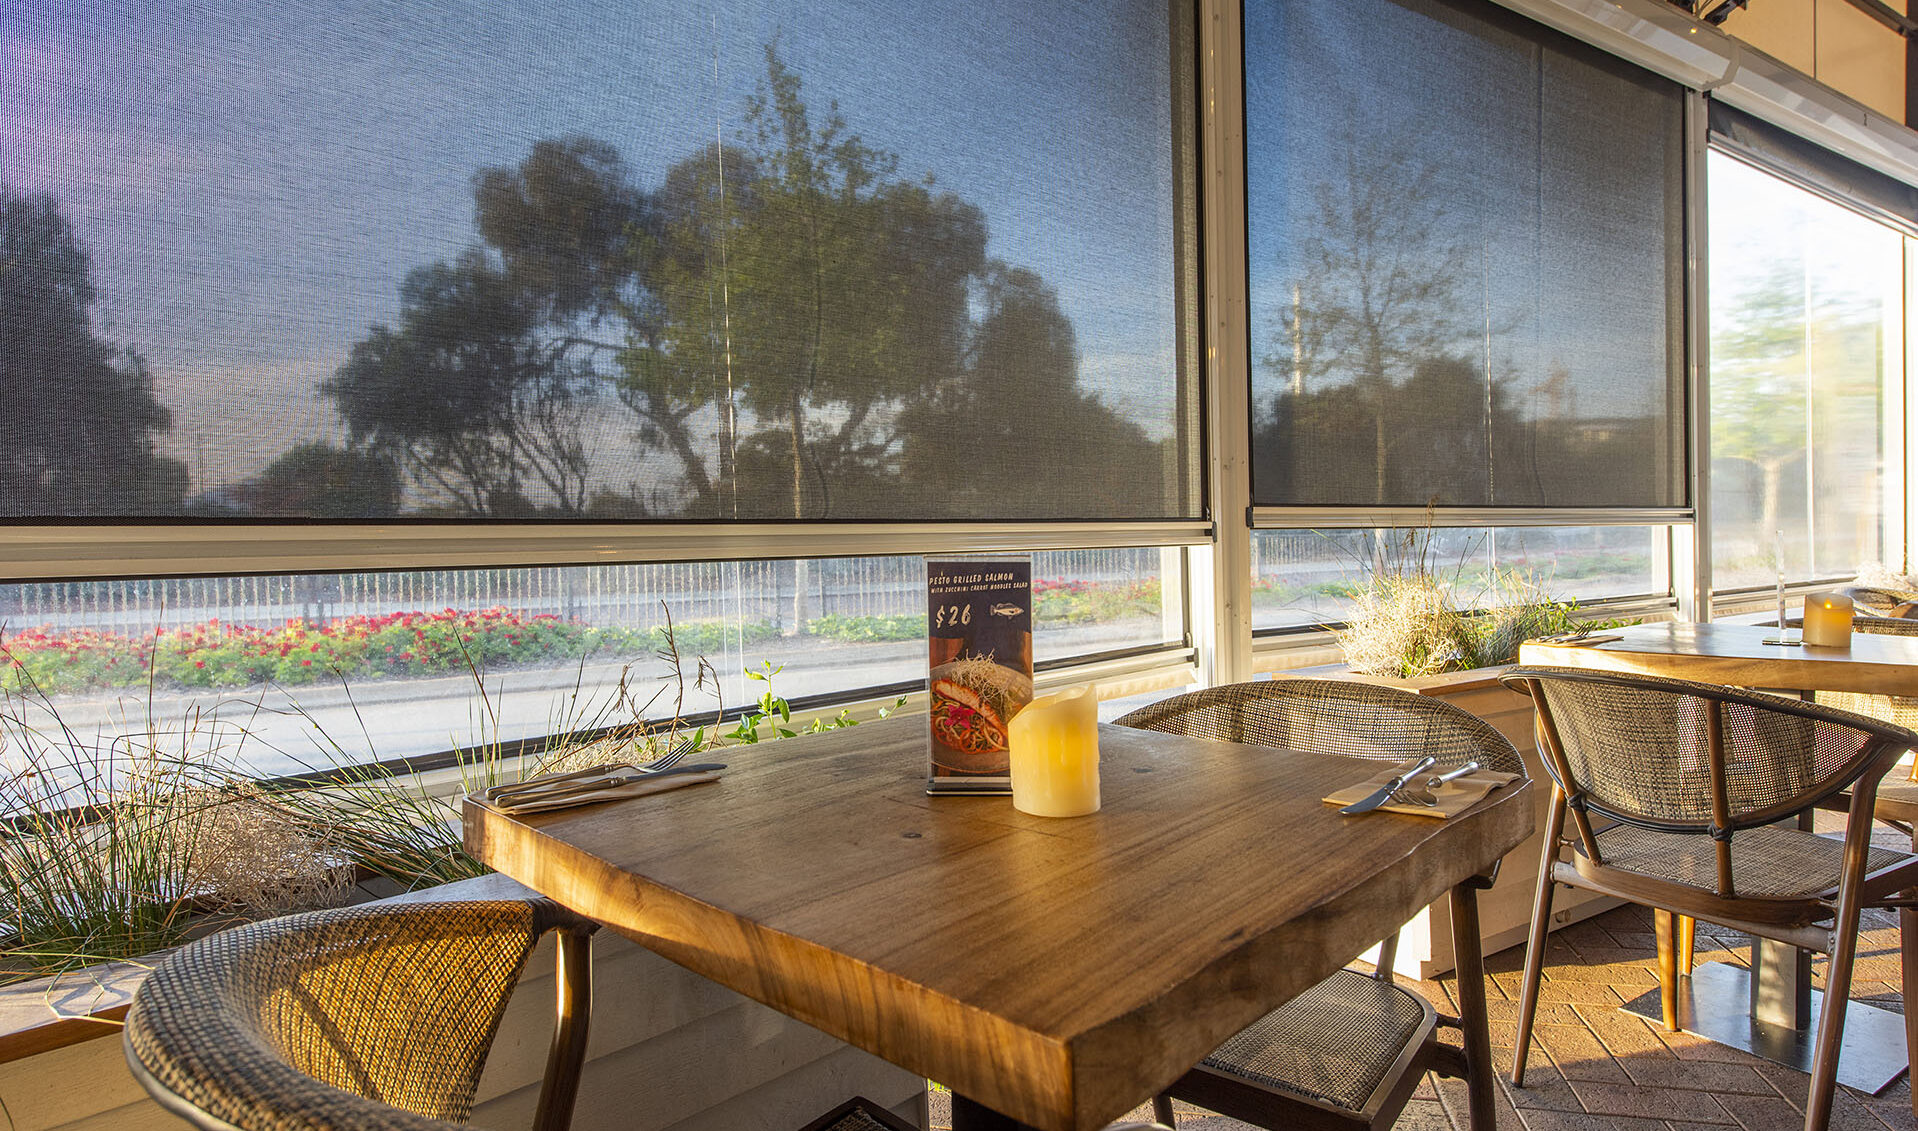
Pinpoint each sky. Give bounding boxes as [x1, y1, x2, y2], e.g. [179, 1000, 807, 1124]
[1, 0, 1182, 494]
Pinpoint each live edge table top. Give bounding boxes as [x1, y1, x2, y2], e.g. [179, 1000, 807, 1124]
[1518, 621, 1918, 697]
[463, 716, 1534, 1131]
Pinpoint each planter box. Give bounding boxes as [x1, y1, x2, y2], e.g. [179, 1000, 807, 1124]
[0, 874, 926, 1131]
[1282, 665, 1618, 978]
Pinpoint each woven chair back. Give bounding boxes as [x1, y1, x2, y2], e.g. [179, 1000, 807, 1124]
[1805, 615, 1918, 782]
[1505, 667, 1913, 833]
[1115, 678, 1522, 773]
[1838, 586, 1918, 617]
[127, 899, 561, 1129]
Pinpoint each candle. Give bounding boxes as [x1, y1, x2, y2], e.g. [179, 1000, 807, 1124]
[1008, 684, 1101, 817]
[1802, 592, 1854, 648]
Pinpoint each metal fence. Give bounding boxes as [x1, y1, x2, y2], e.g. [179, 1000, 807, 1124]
[0, 549, 1162, 637]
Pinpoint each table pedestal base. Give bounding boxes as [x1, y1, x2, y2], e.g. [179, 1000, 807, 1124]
[1621, 962, 1908, 1094]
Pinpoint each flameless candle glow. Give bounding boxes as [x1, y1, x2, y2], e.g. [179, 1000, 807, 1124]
[1008, 684, 1100, 817]
[1802, 593, 1854, 648]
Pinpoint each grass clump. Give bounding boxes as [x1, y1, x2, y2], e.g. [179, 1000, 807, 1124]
[1334, 525, 1629, 678]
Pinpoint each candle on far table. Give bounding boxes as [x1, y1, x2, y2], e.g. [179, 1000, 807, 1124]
[1008, 684, 1100, 818]
[1802, 592, 1854, 648]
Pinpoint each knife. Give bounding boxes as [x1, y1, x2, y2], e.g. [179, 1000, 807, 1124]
[491, 769, 723, 815]
[1339, 755, 1437, 815]
[486, 762, 728, 805]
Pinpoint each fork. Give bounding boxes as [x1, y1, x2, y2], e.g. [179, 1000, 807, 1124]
[486, 735, 699, 803]
[1396, 761, 1482, 807]
[489, 762, 728, 810]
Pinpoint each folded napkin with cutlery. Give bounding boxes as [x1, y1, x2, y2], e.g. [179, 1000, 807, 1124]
[1323, 763, 1519, 819]
[1529, 631, 1624, 647]
[477, 764, 724, 815]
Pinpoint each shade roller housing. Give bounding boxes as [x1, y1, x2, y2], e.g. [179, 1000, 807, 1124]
[1708, 101, 1918, 233]
[1244, 0, 1687, 510]
[0, 0, 1200, 523]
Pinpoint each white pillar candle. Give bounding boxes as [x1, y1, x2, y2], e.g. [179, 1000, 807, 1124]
[1802, 592, 1854, 648]
[1008, 684, 1100, 818]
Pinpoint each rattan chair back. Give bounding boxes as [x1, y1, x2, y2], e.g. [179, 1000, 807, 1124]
[126, 898, 591, 1131]
[1803, 616, 1918, 777]
[1114, 678, 1523, 774]
[1503, 666, 1914, 837]
[1838, 586, 1918, 617]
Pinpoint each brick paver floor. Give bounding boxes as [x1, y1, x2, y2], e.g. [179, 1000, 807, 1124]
[929, 897, 1915, 1131]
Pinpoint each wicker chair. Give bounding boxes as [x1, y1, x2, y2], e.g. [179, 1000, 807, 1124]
[1808, 614, 1918, 841]
[1500, 666, 1918, 1131]
[1116, 679, 1524, 1131]
[125, 899, 597, 1131]
[1838, 586, 1918, 619]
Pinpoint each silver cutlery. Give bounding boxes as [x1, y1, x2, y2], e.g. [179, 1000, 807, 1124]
[1339, 756, 1436, 815]
[484, 736, 700, 804]
[489, 767, 726, 815]
[487, 762, 727, 808]
[1396, 760, 1482, 807]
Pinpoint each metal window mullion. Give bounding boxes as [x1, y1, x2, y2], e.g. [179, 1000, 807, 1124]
[1196, 0, 1253, 687]
[1681, 88, 1714, 623]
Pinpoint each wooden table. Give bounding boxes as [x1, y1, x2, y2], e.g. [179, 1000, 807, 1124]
[1517, 621, 1918, 697]
[463, 717, 1533, 1131]
[1519, 620, 1914, 1092]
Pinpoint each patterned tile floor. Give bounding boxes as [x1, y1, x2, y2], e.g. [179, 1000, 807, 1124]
[931, 888, 1914, 1130]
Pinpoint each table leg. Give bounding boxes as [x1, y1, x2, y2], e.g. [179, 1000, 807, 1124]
[950, 1094, 1041, 1131]
[1449, 878, 1497, 1131]
[1751, 938, 1814, 1030]
[1746, 810, 1817, 1031]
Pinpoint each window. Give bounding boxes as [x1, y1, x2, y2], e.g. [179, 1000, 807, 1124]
[1, 1, 1198, 523]
[0, 0, 1202, 790]
[1242, 0, 1685, 510]
[1707, 152, 1904, 591]
[1, 549, 1181, 778]
[1250, 526, 1668, 634]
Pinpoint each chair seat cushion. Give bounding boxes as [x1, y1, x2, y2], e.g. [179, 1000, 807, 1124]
[1588, 823, 1911, 899]
[1198, 968, 1430, 1113]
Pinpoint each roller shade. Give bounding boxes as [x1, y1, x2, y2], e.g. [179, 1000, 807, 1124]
[1, 0, 1200, 522]
[1244, 0, 1686, 509]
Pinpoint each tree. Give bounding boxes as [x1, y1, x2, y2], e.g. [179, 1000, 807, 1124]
[1258, 149, 1480, 504]
[1711, 263, 1817, 549]
[897, 265, 1161, 517]
[0, 189, 187, 515]
[238, 443, 402, 518]
[630, 46, 986, 518]
[329, 48, 1107, 523]
[324, 252, 592, 516]
[474, 137, 647, 322]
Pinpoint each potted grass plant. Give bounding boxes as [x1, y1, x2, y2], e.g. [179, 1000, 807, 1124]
[1288, 530, 1631, 975]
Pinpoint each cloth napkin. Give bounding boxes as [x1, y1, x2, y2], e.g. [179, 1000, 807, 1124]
[1322, 765, 1520, 819]
[479, 770, 722, 815]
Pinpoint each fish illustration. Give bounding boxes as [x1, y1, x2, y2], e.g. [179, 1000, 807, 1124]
[988, 603, 1023, 617]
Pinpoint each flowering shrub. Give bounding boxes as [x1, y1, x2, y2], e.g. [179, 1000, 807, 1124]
[0, 581, 1163, 696]
[1032, 578, 1162, 624]
[0, 608, 776, 695]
